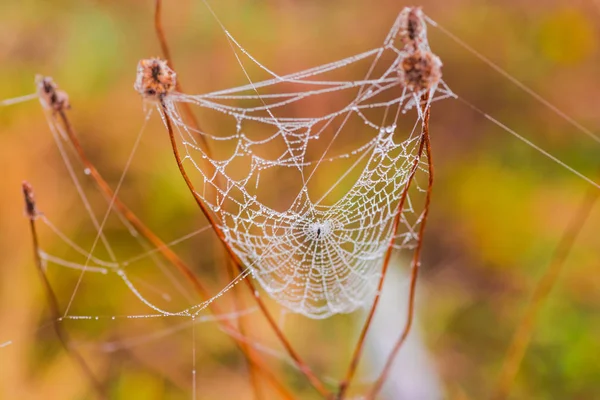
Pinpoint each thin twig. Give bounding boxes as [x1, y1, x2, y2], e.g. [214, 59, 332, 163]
[367, 99, 434, 399]
[154, 0, 209, 148]
[154, 0, 172, 69]
[56, 109, 205, 296]
[21, 181, 107, 400]
[154, 4, 265, 396]
[227, 257, 264, 400]
[492, 186, 599, 400]
[337, 95, 431, 399]
[160, 99, 331, 398]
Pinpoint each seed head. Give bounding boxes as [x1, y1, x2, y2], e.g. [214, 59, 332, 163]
[134, 58, 176, 102]
[22, 181, 37, 220]
[35, 75, 70, 112]
[400, 50, 442, 93]
[398, 7, 427, 51]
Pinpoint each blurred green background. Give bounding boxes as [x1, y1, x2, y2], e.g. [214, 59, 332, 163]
[1, 0, 599, 399]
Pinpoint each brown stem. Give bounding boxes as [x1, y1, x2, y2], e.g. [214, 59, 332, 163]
[154, 7, 302, 397]
[154, 0, 208, 147]
[50, 108, 292, 399]
[492, 186, 599, 400]
[56, 110, 206, 297]
[227, 256, 264, 400]
[154, 0, 172, 69]
[337, 96, 431, 399]
[153, 6, 286, 397]
[152, 10, 262, 393]
[160, 99, 330, 398]
[22, 182, 107, 400]
[367, 105, 434, 399]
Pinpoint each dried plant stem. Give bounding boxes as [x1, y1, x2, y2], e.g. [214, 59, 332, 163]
[337, 96, 432, 399]
[367, 105, 433, 399]
[154, 0, 208, 149]
[493, 186, 599, 400]
[227, 257, 264, 400]
[160, 100, 330, 398]
[22, 183, 107, 400]
[51, 109, 293, 399]
[154, 0, 172, 70]
[154, 4, 272, 396]
[56, 110, 204, 297]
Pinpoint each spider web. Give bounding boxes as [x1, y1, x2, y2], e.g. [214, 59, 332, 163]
[2, 3, 599, 398]
[156, 8, 454, 318]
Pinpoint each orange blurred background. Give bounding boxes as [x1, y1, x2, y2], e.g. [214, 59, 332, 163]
[1, 0, 599, 399]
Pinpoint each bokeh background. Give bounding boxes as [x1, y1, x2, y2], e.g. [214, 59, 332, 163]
[1, 0, 600, 399]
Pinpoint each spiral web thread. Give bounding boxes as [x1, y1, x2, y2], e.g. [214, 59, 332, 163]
[158, 8, 454, 318]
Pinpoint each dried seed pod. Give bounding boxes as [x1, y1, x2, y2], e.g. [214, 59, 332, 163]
[398, 7, 427, 51]
[134, 58, 176, 101]
[35, 75, 70, 112]
[400, 50, 442, 93]
[22, 181, 37, 220]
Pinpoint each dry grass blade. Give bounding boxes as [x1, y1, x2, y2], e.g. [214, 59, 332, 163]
[493, 185, 600, 400]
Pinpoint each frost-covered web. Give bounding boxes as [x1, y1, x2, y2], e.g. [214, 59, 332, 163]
[148, 8, 454, 318]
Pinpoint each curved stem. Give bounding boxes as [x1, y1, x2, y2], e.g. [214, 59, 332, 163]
[367, 104, 433, 399]
[160, 99, 330, 398]
[154, 0, 209, 149]
[154, 0, 172, 68]
[227, 256, 264, 400]
[154, 4, 264, 395]
[337, 95, 432, 399]
[153, 5, 326, 396]
[22, 183, 107, 400]
[492, 186, 599, 400]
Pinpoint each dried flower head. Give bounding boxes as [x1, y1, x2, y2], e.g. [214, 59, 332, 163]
[400, 50, 442, 93]
[35, 75, 70, 112]
[22, 181, 37, 220]
[134, 58, 177, 101]
[398, 7, 426, 51]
